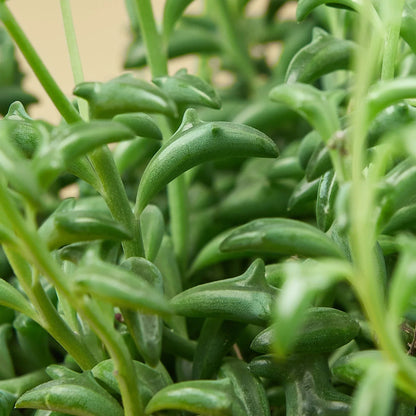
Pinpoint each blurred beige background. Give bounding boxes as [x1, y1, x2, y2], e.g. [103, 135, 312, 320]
[6, 0, 284, 123]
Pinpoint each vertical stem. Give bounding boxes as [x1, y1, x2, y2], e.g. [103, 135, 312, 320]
[0, 190, 96, 370]
[89, 147, 144, 258]
[134, 0, 167, 77]
[59, 0, 89, 120]
[380, 0, 405, 80]
[212, 0, 256, 91]
[0, 2, 81, 124]
[133, 2, 189, 269]
[79, 299, 144, 416]
[348, 0, 416, 399]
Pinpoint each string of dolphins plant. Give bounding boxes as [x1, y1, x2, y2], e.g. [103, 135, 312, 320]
[0, 0, 416, 415]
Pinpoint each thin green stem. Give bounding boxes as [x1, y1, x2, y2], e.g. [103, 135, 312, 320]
[0, 187, 96, 370]
[89, 147, 144, 258]
[2, 1, 144, 258]
[211, 0, 256, 91]
[348, 0, 416, 400]
[134, 0, 167, 77]
[124, 0, 141, 35]
[59, 0, 89, 120]
[0, 2, 81, 124]
[380, 0, 405, 80]
[133, 0, 190, 268]
[79, 299, 144, 416]
[167, 174, 189, 272]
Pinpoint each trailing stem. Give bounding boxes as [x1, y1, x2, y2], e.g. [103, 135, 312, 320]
[134, 1, 189, 270]
[348, 0, 416, 399]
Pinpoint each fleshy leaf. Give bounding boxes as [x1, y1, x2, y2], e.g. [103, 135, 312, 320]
[73, 74, 177, 118]
[153, 68, 221, 109]
[15, 373, 124, 416]
[286, 28, 356, 84]
[171, 259, 277, 325]
[73, 262, 172, 316]
[220, 218, 344, 258]
[269, 83, 340, 142]
[135, 109, 278, 214]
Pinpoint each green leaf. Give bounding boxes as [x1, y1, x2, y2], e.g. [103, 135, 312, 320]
[0, 324, 14, 379]
[332, 350, 383, 386]
[286, 28, 356, 84]
[73, 74, 177, 118]
[140, 204, 165, 262]
[163, 0, 195, 39]
[269, 83, 340, 142]
[153, 68, 221, 109]
[0, 279, 37, 320]
[112, 112, 162, 140]
[401, 3, 416, 54]
[92, 359, 171, 407]
[296, 0, 360, 21]
[120, 257, 164, 366]
[297, 130, 321, 170]
[220, 218, 344, 258]
[0, 389, 16, 416]
[388, 236, 416, 321]
[350, 361, 396, 416]
[382, 204, 416, 234]
[145, 378, 238, 415]
[34, 121, 135, 185]
[3, 101, 46, 158]
[135, 109, 278, 214]
[252, 307, 359, 355]
[316, 169, 338, 231]
[171, 259, 277, 325]
[15, 373, 124, 416]
[39, 209, 132, 250]
[366, 78, 416, 123]
[272, 259, 351, 356]
[189, 228, 259, 275]
[73, 262, 172, 316]
[193, 319, 246, 380]
[288, 177, 320, 211]
[219, 358, 270, 416]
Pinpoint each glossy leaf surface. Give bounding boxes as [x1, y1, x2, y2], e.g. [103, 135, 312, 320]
[73, 262, 172, 316]
[286, 28, 356, 84]
[153, 68, 221, 109]
[135, 109, 278, 213]
[220, 218, 344, 258]
[73, 74, 177, 118]
[171, 259, 277, 325]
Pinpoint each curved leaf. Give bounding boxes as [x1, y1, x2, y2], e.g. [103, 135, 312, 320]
[0, 279, 37, 320]
[163, 0, 195, 39]
[171, 259, 277, 325]
[39, 210, 132, 250]
[286, 28, 356, 84]
[140, 204, 165, 262]
[15, 374, 123, 416]
[113, 112, 162, 140]
[73, 262, 172, 316]
[366, 77, 416, 123]
[269, 83, 340, 141]
[219, 358, 271, 416]
[272, 259, 351, 356]
[73, 74, 177, 118]
[153, 68, 221, 109]
[350, 361, 396, 416]
[220, 218, 344, 258]
[145, 378, 239, 415]
[296, 0, 360, 21]
[135, 109, 278, 214]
